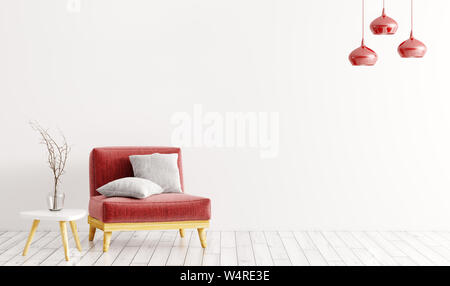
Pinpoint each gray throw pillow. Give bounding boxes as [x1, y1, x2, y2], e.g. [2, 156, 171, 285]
[97, 177, 163, 199]
[129, 153, 182, 193]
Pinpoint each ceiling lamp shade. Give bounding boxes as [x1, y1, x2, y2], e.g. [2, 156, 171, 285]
[398, 0, 427, 58]
[370, 1, 398, 35]
[398, 32, 427, 57]
[349, 40, 378, 66]
[349, 0, 378, 66]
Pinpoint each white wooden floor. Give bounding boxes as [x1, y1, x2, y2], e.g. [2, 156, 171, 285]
[2, 230, 450, 266]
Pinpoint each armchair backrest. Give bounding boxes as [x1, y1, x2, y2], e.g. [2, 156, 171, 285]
[89, 146, 184, 197]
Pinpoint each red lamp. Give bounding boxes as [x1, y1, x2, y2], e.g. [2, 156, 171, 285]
[349, 0, 378, 66]
[349, 40, 378, 66]
[370, 1, 398, 35]
[398, 0, 427, 58]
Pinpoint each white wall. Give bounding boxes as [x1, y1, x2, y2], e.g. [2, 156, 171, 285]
[1, 0, 450, 231]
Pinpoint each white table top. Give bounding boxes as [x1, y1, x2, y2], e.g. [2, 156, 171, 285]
[20, 209, 87, 221]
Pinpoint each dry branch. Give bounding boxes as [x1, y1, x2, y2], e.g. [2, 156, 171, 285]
[30, 121, 70, 209]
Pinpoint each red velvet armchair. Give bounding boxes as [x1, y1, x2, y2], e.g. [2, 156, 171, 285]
[88, 147, 211, 252]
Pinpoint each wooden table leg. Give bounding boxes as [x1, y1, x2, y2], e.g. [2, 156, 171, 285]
[59, 221, 70, 261]
[69, 221, 82, 252]
[23, 219, 40, 256]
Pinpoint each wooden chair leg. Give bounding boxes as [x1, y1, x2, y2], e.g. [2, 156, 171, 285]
[88, 224, 96, 241]
[59, 221, 70, 261]
[179, 229, 185, 238]
[197, 228, 207, 248]
[103, 232, 112, 252]
[69, 221, 82, 252]
[23, 219, 40, 256]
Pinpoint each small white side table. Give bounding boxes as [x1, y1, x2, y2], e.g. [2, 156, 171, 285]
[20, 209, 87, 261]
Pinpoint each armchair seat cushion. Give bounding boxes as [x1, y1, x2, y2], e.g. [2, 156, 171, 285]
[89, 193, 211, 223]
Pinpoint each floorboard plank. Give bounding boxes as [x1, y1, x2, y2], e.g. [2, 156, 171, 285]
[279, 231, 309, 266]
[148, 231, 177, 266]
[23, 248, 57, 266]
[379, 231, 403, 242]
[328, 261, 346, 266]
[410, 232, 441, 247]
[393, 256, 418, 266]
[0, 232, 46, 264]
[322, 232, 347, 248]
[112, 246, 140, 266]
[220, 231, 237, 266]
[0, 235, 15, 248]
[236, 231, 256, 266]
[131, 231, 162, 265]
[41, 231, 97, 266]
[250, 232, 273, 266]
[365, 232, 406, 257]
[322, 232, 362, 266]
[265, 231, 291, 266]
[424, 232, 450, 253]
[112, 231, 150, 266]
[127, 231, 150, 247]
[166, 230, 192, 266]
[352, 232, 398, 266]
[336, 232, 364, 249]
[308, 231, 343, 264]
[4, 232, 60, 266]
[184, 231, 204, 266]
[380, 232, 434, 266]
[0, 232, 28, 254]
[0, 231, 20, 238]
[202, 231, 221, 266]
[434, 232, 450, 241]
[409, 232, 450, 263]
[92, 231, 134, 266]
[293, 231, 327, 266]
[293, 232, 316, 250]
[395, 232, 450, 266]
[352, 248, 381, 266]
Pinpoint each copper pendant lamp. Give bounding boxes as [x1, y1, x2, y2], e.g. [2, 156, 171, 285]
[370, 0, 398, 35]
[398, 0, 427, 58]
[349, 0, 378, 66]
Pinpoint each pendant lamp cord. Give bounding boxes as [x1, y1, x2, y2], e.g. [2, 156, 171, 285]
[410, 0, 414, 37]
[361, 0, 365, 45]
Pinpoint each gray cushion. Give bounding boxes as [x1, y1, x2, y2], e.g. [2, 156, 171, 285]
[129, 153, 182, 193]
[97, 177, 163, 199]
